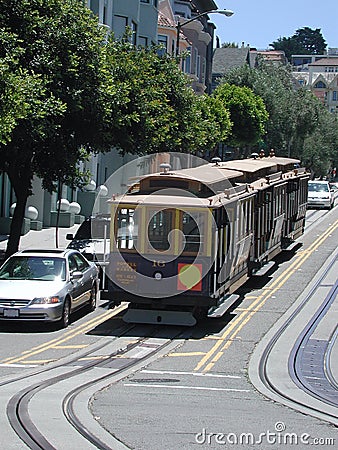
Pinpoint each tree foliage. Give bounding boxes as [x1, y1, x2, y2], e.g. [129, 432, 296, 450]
[0, 0, 114, 256]
[302, 110, 338, 178]
[0, 0, 232, 256]
[220, 58, 336, 176]
[221, 59, 324, 158]
[194, 95, 232, 155]
[213, 82, 268, 149]
[271, 27, 327, 60]
[100, 39, 230, 156]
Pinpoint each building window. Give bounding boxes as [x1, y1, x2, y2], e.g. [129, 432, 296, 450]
[141, 0, 158, 5]
[158, 34, 168, 54]
[139, 36, 148, 47]
[184, 47, 191, 74]
[201, 58, 206, 84]
[96, 163, 100, 187]
[314, 81, 326, 88]
[131, 21, 137, 45]
[194, 48, 198, 75]
[89, 0, 99, 16]
[114, 15, 128, 39]
[333, 91, 338, 101]
[196, 54, 201, 79]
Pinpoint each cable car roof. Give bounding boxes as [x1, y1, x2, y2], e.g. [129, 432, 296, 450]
[220, 159, 277, 173]
[168, 164, 242, 183]
[133, 163, 242, 185]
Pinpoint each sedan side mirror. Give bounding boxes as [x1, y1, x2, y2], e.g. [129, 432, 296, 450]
[71, 270, 83, 281]
[66, 233, 74, 240]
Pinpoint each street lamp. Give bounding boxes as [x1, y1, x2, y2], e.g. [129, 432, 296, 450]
[176, 9, 234, 56]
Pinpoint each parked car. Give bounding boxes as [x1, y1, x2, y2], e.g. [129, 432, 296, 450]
[329, 182, 338, 200]
[0, 249, 99, 328]
[307, 181, 335, 210]
[66, 215, 110, 264]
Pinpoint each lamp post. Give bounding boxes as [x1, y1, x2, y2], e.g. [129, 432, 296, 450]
[176, 9, 234, 57]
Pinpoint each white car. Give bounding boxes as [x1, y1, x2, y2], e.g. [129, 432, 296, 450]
[329, 182, 338, 200]
[307, 181, 335, 210]
[0, 249, 99, 328]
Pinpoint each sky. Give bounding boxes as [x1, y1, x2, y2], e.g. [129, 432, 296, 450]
[211, 0, 337, 50]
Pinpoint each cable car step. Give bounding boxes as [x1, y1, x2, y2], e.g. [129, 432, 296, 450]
[283, 241, 300, 251]
[208, 294, 240, 318]
[252, 261, 275, 276]
[123, 308, 197, 326]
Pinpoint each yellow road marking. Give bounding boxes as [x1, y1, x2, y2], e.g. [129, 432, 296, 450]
[2, 303, 127, 365]
[168, 352, 207, 357]
[194, 220, 338, 372]
[53, 344, 88, 349]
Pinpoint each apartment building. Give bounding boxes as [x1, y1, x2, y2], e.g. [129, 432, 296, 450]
[292, 53, 338, 114]
[85, 0, 158, 45]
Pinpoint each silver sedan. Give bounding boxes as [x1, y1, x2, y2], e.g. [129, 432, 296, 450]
[0, 249, 99, 328]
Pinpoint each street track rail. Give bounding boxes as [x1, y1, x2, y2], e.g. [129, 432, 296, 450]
[290, 276, 338, 408]
[255, 248, 338, 425]
[4, 320, 135, 450]
[3, 322, 187, 449]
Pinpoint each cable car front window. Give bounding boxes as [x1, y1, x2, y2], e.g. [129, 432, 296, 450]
[148, 209, 173, 251]
[116, 208, 137, 250]
[182, 211, 203, 253]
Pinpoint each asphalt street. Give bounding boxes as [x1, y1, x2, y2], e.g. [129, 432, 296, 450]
[0, 211, 337, 449]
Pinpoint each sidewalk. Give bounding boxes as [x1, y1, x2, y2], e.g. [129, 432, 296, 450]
[0, 224, 80, 262]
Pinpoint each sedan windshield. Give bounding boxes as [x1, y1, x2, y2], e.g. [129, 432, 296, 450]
[308, 183, 329, 193]
[0, 257, 66, 281]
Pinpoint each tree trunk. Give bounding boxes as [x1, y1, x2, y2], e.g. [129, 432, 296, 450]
[5, 174, 30, 259]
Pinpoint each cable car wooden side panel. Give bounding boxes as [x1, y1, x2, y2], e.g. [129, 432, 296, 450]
[103, 156, 308, 326]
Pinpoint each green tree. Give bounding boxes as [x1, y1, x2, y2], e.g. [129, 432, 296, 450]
[0, 0, 110, 257]
[213, 82, 268, 151]
[193, 95, 232, 156]
[302, 110, 338, 178]
[100, 39, 230, 156]
[269, 36, 304, 61]
[221, 59, 323, 158]
[221, 42, 238, 48]
[0, 30, 55, 145]
[271, 27, 327, 60]
[293, 27, 327, 54]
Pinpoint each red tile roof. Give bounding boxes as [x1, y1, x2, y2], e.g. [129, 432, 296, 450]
[158, 11, 175, 28]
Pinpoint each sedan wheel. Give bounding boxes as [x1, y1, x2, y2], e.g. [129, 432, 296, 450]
[88, 285, 97, 312]
[60, 299, 71, 328]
